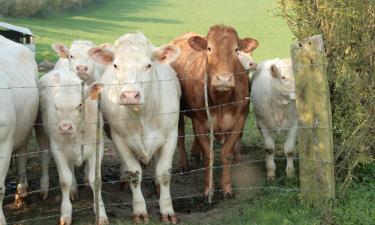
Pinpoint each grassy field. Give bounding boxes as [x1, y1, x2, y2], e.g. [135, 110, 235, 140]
[2, 0, 293, 63]
[2, 1, 374, 225]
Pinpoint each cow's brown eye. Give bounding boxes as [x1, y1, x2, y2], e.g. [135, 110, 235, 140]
[146, 64, 152, 70]
[113, 64, 118, 69]
[282, 76, 286, 80]
[235, 48, 239, 53]
[207, 47, 211, 51]
[70, 55, 74, 59]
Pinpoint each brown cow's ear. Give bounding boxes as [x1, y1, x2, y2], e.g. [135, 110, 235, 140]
[88, 47, 114, 65]
[188, 36, 207, 51]
[52, 43, 69, 58]
[154, 45, 181, 64]
[86, 82, 104, 100]
[270, 64, 280, 78]
[240, 38, 259, 53]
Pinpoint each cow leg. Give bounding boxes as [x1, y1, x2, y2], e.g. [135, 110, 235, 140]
[258, 121, 276, 181]
[36, 124, 50, 200]
[284, 123, 298, 178]
[119, 160, 129, 191]
[234, 139, 242, 163]
[14, 144, 28, 209]
[0, 133, 14, 225]
[156, 134, 177, 224]
[191, 119, 213, 196]
[87, 150, 108, 225]
[191, 138, 202, 164]
[220, 116, 247, 197]
[51, 147, 73, 225]
[69, 163, 78, 201]
[178, 113, 189, 172]
[113, 136, 148, 224]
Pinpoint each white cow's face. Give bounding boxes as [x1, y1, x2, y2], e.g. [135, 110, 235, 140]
[270, 59, 295, 100]
[237, 51, 257, 72]
[89, 33, 180, 111]
[52, 41, 97, 82]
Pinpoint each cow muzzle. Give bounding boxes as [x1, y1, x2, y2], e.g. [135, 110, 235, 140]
[58, 121, 75, 134]
[211, 74, 235, 91]
[119, 91, 141, 105]
[76, 65, 89, 80]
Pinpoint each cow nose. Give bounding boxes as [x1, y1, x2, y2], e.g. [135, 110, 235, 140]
[249, 62, 257, 70]
[121, 91, 140, 99]
[59, 122, 74, 134]
[76, 65, 88, 73]
[217, 75, 233, 82]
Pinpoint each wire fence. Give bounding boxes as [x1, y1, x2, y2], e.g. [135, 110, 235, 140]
[1, 59, 335, 224]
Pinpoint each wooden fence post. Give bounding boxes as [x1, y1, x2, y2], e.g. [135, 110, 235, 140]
[290, 35, 335, 203]
[95, 93, 101, 225]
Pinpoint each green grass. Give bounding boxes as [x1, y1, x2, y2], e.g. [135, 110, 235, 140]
[2, 0, 293, 63]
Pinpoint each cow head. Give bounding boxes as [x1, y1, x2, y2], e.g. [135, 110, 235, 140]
[88, 33, 180, 110]
[188, 25, 258, 91]
[47, 71, 102, 135]
[52, 41, 97, 82]
[237, 51, 257, 72]
[270, 59, 296, 101]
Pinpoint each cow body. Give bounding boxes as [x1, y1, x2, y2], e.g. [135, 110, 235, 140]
[251, 58, 297, 181]
[89, 32, 181, 224]
[171, 25, 258, 196]
[38, 70, 107, 225]
[38, 40, 107, 197]
[0, 36, 39, 225]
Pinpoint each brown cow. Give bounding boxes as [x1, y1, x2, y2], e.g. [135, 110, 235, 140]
[171, 25, 258, 197]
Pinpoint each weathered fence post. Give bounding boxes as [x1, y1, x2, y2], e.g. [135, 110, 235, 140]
[290, 35, 335, 203]
[95, 93, 102, 225]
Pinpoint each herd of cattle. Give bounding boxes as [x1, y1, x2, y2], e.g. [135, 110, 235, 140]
[0, 24, 298, 225]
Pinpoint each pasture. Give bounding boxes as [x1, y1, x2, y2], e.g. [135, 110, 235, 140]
[1, 0, 373, 225]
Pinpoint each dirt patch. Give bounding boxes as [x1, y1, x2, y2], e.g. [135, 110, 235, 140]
[3, 139, 267, 224]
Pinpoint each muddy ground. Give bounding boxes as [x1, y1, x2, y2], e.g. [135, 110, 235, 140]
[3, 132, 276, 225]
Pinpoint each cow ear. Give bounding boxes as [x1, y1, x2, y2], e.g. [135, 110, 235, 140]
[188, 36, 207, 51]
[52, 43, 70, 58]
[240, 38, 259, 53]
[99, 43, 115, 52]
[88, 47, 114, 65]
[270, 64, 280, 78]
[86, 82, 104, 100]
[153, 45, 181, 64]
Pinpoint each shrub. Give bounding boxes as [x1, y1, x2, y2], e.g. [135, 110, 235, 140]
[0, 0, 104, 17]
[277, 0, 375, 192]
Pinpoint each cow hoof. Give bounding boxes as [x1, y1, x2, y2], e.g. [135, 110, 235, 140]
[98, 217, 109, 225]
[286, 167, 295, 178]
[40, 191, 48, 200]
[120, 181, 130, 191]
[59, 216, 72, 225]
[70, 190, 78, 201]
[267, 175, 276, 182]
[132, 213, 149, 224]
[14, 192, 27, 209]
[222, 192, 234, 199]
[161, 214, 177, 224]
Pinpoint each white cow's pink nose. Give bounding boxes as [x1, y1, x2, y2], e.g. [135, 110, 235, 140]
[59, 122, 74, 134]
[120, 91, 141, 105]
[76, 65, 88, 74]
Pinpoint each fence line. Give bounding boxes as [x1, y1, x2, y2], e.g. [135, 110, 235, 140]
[3, 156, 333, 199]
[7, 185, 330, 225]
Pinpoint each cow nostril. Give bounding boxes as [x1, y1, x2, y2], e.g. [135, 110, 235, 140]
[84, 66, 88, 71]
[228, 76, 233, 81]
[134, 92, 140, 98]
[217, 76, 221, 81]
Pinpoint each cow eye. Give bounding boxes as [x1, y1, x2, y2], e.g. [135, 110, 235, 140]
[146, 64, 152, 70]
[113, 64, 118, 69]
[207, 47, 211, 51]
[282, 76, 286, 80]
[235, 48, 239, 53]
[70, 55, 74, 59]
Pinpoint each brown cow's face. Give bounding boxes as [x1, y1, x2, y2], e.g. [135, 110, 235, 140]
[188, 25, 258, 92]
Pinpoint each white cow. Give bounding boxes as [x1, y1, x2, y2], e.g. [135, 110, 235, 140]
[251, 58, 297, 181]
[0, 36, 39, 225]
[38, 40, 108, 197]
[38, 70, 108, 225]
[237, 50, 257, 72]
[89, 32, 181, 224]
[52, 40, 105, 85]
